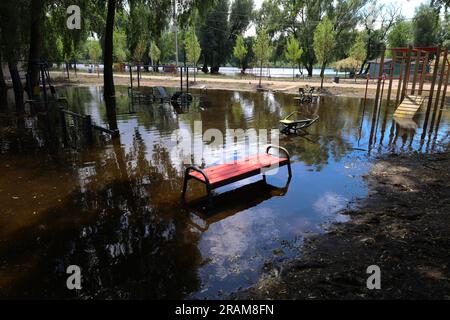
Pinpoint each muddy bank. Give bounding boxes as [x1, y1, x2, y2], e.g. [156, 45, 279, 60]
[49, 72, 396, 99]
[233, 150, 450, 300]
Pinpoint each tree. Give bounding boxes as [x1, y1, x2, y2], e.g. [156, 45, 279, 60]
[150, 42, 161, 71]
[199, 0, 230, 73]
[113, 28, 128, 63]
[184, 27, 201, 82]
[350, 33, 367, 62]
[285, 35, 303, 81]
[413, 4, 440, 47]
[233, 35, 248, 73]
[359, 1, 401, 73]
[349, 32, 367, 78]
[134, 39, 146, 63]
[253, 28, 272, 88]
[26, 0, 44, 95]
[229, 0, 254, 45]
[104, 0, 117, 131]
[388, 20, 413, 48]
[0, 0, 28, 112]
[314, 17, 336, 89]
[85, 39, 102, 77]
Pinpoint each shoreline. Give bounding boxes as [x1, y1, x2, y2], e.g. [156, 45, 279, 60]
[50, 71, 417, 100]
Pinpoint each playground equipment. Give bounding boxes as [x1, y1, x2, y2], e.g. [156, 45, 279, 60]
[279, 112, 319, 134]
[128, 64, 156, 104]
[364, 46, 450, 147]
[294, 87, 319, 104]
[127, 63, 193, 107]
[25, 61, 68, 111]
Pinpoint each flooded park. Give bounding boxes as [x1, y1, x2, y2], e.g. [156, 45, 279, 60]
[1, 0, 450, 305]
[1, 84, 448, 299]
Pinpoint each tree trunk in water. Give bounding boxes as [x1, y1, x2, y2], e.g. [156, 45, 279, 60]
[259, 62, 263, 88]
[8, 62, 24, 112]
[26, 0, 43, 97]
[0, 57, 7, 108]
[320, 62, 326, 89]
[104, 0, 117, 131]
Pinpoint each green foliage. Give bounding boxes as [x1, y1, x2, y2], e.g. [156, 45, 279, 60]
[233, 35, 248, 71]
[113, 29, 127, 63]
[253, 27, 272, 67]
[229, 0, 254, 43]
[133, 39, 146, 63]
[413, 4, 440, 47]
[334, 57, 361, 73]
[285, 35, 303, 67]
[199, 0, 230, 72]
[84, 39, 102, 62]
[160, 30, 176, 64]
[314, 17, 336, 68]
[349, 33, 367, 62]
[149, 42, 161, 64]
[388, 20, 413, 48]
[184, 27, 201, 66]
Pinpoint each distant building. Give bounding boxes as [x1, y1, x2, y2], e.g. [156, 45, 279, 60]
[368, 58, 430, 78]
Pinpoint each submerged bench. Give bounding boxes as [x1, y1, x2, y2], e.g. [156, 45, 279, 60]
[182, 145, 292, 206]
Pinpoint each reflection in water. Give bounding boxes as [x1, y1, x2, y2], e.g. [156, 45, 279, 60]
[0, 86, 448, 299]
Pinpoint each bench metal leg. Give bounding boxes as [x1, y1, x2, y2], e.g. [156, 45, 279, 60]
[287, 161, 292, 178]
[182, 175, 189, 200]
[206, 184, 214, 208]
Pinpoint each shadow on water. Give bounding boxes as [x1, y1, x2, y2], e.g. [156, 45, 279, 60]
[0, 85, 448, 299]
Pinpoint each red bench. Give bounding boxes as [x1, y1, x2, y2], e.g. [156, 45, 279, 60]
[182, 145, 292, 206]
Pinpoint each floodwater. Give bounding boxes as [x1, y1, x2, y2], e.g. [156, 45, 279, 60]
[0, 86, 448, 299]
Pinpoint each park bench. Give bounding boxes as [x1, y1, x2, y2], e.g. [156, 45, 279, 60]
[182, 145, 292, 207]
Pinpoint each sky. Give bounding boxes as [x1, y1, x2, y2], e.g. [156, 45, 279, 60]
[252, 0, 428, 18]
[246, 0, 429, 36]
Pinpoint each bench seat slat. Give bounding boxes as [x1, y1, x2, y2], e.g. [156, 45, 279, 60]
[188, 154, 288, 186]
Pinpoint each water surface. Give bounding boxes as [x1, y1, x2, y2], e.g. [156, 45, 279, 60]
[0, 86, 448, 299]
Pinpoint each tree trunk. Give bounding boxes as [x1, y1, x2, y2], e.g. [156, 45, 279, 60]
[8, 61, 24, 112]
[211, 65, 220, 74]
[305, 63, 313, 77]
[320, 62, 326, 89]
[259, 62, 263, 88]
[103, 0, 117, 131]
[0, 56, 7, 108]
[26, 0, 43, 97]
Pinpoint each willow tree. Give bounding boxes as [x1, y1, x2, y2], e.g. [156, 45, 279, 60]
[285, 35, 303, 81]
[313, 17, 336, 89]
[253, 28, 272, 88]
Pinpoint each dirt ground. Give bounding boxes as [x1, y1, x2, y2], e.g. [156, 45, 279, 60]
[50, 71, 418, 100]
[233, 149, 450, 300]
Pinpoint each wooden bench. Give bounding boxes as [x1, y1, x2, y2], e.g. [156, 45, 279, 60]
[182, 145, 292, 206]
